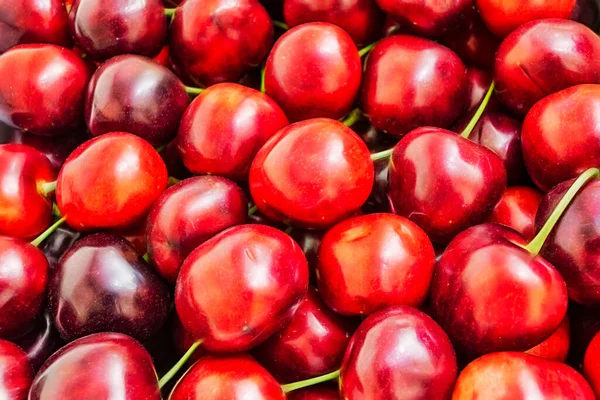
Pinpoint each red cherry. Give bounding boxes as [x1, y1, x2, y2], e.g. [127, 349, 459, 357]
[463, 67, 495, 113]
[526, 316, 570, 363]
[287, 386, 340, 400]
[584, 331, 600, 398]
[249, 118, 374, 229]
[13, 312, 63, 372]
[170, 313, 205, 366]
[264, 22, 361, 122]
[56, 132, 168, 230]
[489, 186, 543, 241]
[0, 340, 33, 400]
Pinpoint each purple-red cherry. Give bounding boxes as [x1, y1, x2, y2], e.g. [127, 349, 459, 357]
[13, 312, 63, 371]
[0, 340, 33, 400]
[489, 186, 542, 241]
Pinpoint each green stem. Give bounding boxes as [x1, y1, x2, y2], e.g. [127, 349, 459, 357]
[155, 144, 167, 153]
[168, 177, 181, 187]
[38, 181, 56, 196]
[281, 369, 340, 393]
[525, 167, 600, 256]
[358, 42, 377, 57]
[460, 81, 495, 139]
[342, 108, 362, 127]
[371, 148, 393, 161]
[164, 8, 175, 17]
[143, 253, 150, 262]
[52, 203, 62, 217]
[273, 21, 289, 30]
[184, 86, 204, 96]
[30, 216, 67, 247]
[248, 205, 258, 216]
[284, 225, 293, 234]
[158, 341, 202, 389]
[260, 65, 266, 93]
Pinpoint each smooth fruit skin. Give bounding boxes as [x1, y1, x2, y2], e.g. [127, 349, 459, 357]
[316, 213, 435, 315]
[389, 128, 507, 244]
[175, 224, 309, 352]
[0, 144, 55, 238]
[249, 118, 374, 229]
[69, 0, 166, 60]
[0, 44, 90, 135]
[85, 55, 189, 146]
[488, 186, 542, 241]
[452, 352, 594, 400]
[584, 332, 600, 398]
[287, 386, 340, 400]
[170, 354, 285, 400]
[283, 0, 385, 45]
[521, 84, 600, 191]
[13, 312, 63, 371]
[48, 233, 171, 342]
[474, 0, 577, 37]
[146, 176, 248, 283]
[29, 333, 161, 400]
[56, 132, 168, 230]
[253, 287, 353, 383]
[526, 316, 570, 363]
[340, 306, 457, 400]
[0, 340, 33, 400]
[170, 0, 273, 87]
[361, 36, 467, 137]
[176, 83, 289, 180]
[463, 68, 495, 113]
[495, 19, 600, 116]
[0, 0, 70, 53]
[430, 224, 568, 358]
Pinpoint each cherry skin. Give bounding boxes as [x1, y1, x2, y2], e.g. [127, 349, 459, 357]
[572, 0, 600, 30]
[0, 340, 33, 400]
[69, 0, 166, 60]
[176, 83, 289, 180]
[249, 118, 374, 229]
[56, 132, 168, 230]
[169, 0, 273, 87]
[159, 140, 191, 180]
[363, 157, 392, 214]
[452, 352, 594, 399]
[289, 229, 324, 282]
[463, 68, 494, 114]
[170, 354, 285, 400]
[0, 144, 55, 238]
[361, 36, 467, 137]
[85, 55, 189, 146]
[389, 127, 507, 244]
[569, 302, 600, 367]
[521, 84, 600, 191]
[283, 0, 385, 45]
[13, 312, 63, 371]
[584, 332, 600, 398]
[253, 287, 354, 383]
[495, 19, 600, 116]
[29, 333, 161, 400]
[170, 314, 205, 366]
[146, 176, 248, 283]
[430, 223, 568, 358]
[287, 386, 340, 400]
[40, 226, 82, 269]
[526, 316, 570, 363]
[175, 224, 309, 352]
[488, 186, 543, 241]
[340, 306, 457, 400]
[0, 44, 90, 135]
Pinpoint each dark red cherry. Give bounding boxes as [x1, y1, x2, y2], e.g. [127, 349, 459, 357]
[0, 44, 90, 135]
[0, 340, 33, 400]
[13, 312, 63, 372]
[526, 315, 570, 363]
[40, 226, 82, 269]
[29, 333, 161, 400]
[464, 68, 494, 113]
[85, 55, 189, 146]
[489, 186, 542, 241]
[584, 331, 600, 398]
[569, 302, 600, 367]
[159, 140, 191, 180]
[48, 233, 171, 342]
[170, 313, 205, 367]
[264, 22, 361, 122]
[363, 157, 392, 214]
[340, 306, 457, 400]
[287, 386, 340, 400]
[571, 0, 600, 30]
[289, 229, 323, 282]
[249, 118, 374, 229]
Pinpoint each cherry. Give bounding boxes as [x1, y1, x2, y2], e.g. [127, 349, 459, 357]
[584, 331, 600, 398]
[56, 132, 168, 230]
[176, 82, 288, 180]
[525, 316, 570, 363]
[361, 35, 467, 136]
[495, 19, 600, 116]
[69, 0, 167, 60]
[249, 118, 373, 229]
[522, 84, 600, 191]
[85, 55, 189, 146]
[0, 44, 90, 135]
[569, 302, 600, 367]
[0, 0, 71, 53]
[175, 224, 309, 352]
[463, 68, 495, 113]
[340, 306, 457, 400]
[289, 229, 324, 282]
[29, 333, 161, 399]
[170, 354, 285, 400]
[159, 140, 191, 180]
[316, 213, 435, 315]
[169, 0, 273, 87]
[13, 312, 63, 371]
[572, 0, 600, 29]
[40, 226, 81, 269]
[452, 352, 594, 399]
[147, 176, 248, 283]
[288, 386, 340, 400]
[0, 340, 33, 400]
[283, 0, 385, 45]
[351, 121, 399, 153]
[363, 158, 392, 213]
[170, 314, 205, 366]
[488, 186, 543, 241]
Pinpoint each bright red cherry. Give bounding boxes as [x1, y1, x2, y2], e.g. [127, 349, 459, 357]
[0, 44, 90, 135]
[169, 0, 273, 87]
[287, 386, 340, 400]
[85, 55, 189, 146]
[56, 132, 168, 230]
[584, 331, 600, 398]
[526, 316, 570, 363]
[361, 36, 467, 137]
[249, 118, 373, 229]
[176, 83, 288, 180]
[264, 22, 361, 122]
[0, 340, 33, 400]
[14, 312, 63, 371]
[489, 186, 543, 241]
[340, 306, 457, 400]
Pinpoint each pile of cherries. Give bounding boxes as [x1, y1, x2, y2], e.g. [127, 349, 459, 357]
[2, 0, 600, 398]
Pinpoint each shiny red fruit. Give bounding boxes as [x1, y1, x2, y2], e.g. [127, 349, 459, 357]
[463, 68, 495, 113]
[584, 332, 600, 398]
[489, 186, 542, 241]
[14, 312, 63, 371]
[288, 386, 340, 400]
[526, 316, 570, 363]
[0, 340, 33, 400]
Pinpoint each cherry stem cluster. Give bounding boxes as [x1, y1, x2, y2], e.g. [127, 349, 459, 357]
[39, 181, 57, 196]
[158, 340, 202, 389]
[30, 216, 67, 248]
[460, 81, 495, 139]
[280, 369, 340, 393]
[164, 8, 175, 17]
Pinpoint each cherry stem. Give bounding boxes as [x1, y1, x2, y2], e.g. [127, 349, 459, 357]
[260, 66, 266, 93]
[273, 21, 289, 30]
[158, 340, 202, 389]
[525, 167, 600, 256]
[168, 177, 181, 187]
[460, 81, 495, 139]
[142, 253, 150, 262]
[342, 108, 362, 127]
[52, 203, 62, 217]
[184, 86, 204, 96]
[30, 216, 67, 247]
[371, 148, 393, 161]
[281, 369, 340, 393]
[358, 42, 377, 57]
[38, 181, 56, 196]
[164, 8, 175, 17]
[284, 225, 293, 234]
[248, 205, 258, 216]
